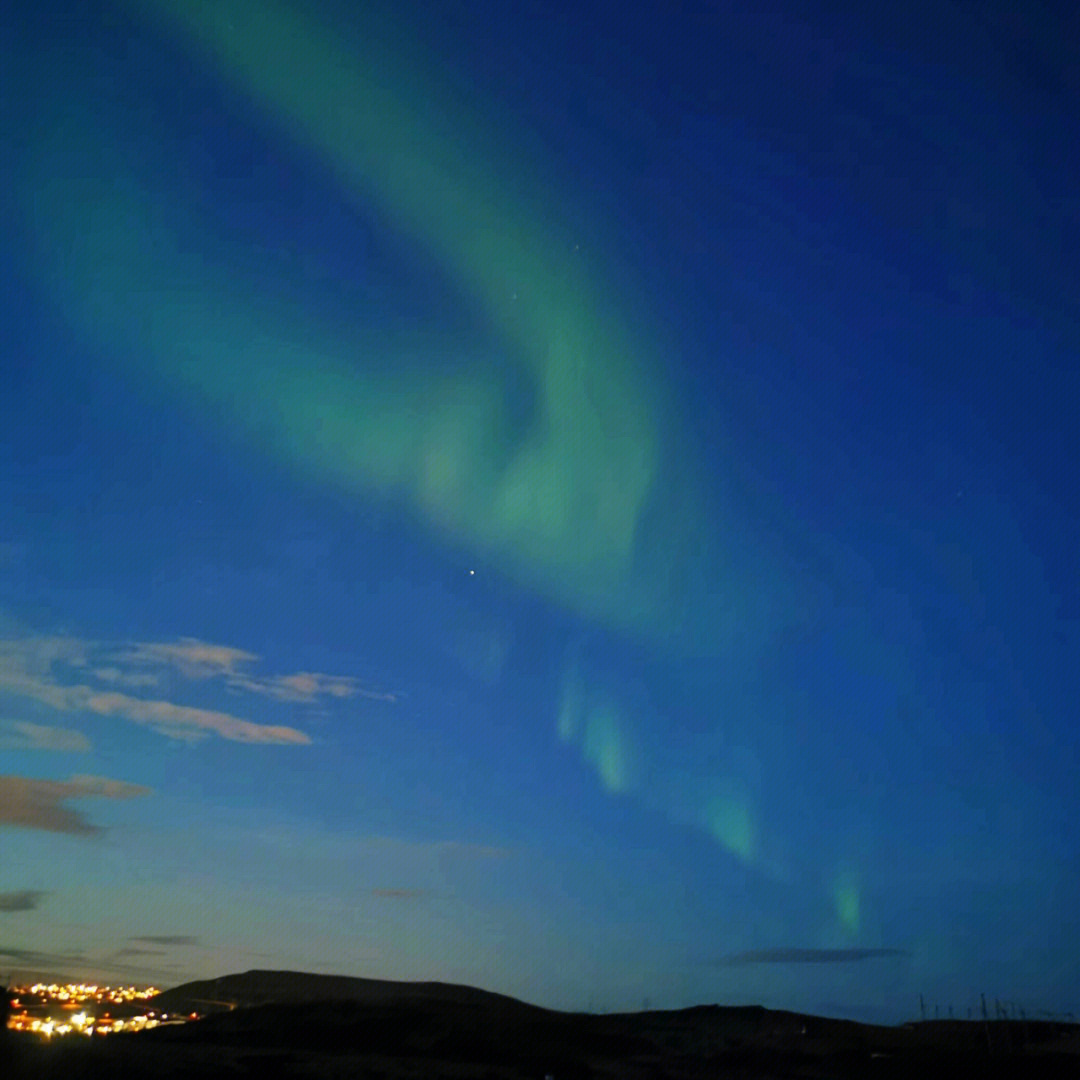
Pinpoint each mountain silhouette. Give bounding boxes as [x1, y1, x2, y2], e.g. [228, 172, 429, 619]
[149, 968, 549, 1015]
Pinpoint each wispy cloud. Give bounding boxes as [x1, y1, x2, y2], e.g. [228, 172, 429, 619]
[91, 667, 159, 688]
[0, 720, 90, 752]
[0, 943, 86, 966]
[716, 947, 909, 966]
[0, 636, 89, 674]
[0, 637, 311, 744]
[0, 889, 48, 912]
[1, 943, 181, 982]
[129, 934, 199, 946]
[123, 639, 258, 679]
[0, 774, 151, 835]
[82, 691, 310, 744]
[122, 636, 395, 703]
[228, 670, 395, 703]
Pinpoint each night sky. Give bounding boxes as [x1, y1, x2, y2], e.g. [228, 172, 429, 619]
[2, 0, 1078, 1024]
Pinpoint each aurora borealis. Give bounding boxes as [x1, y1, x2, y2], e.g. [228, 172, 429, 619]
[2, 0, 1078, 1023]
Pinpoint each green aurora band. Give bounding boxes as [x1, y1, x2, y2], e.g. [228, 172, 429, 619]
[21, 0, 713, 645]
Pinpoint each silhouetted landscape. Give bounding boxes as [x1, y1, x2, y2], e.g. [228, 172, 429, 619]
[5, 971, 1080, 1079]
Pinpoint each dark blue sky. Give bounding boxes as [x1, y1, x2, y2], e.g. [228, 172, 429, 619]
[1, 0, 1077, 1022]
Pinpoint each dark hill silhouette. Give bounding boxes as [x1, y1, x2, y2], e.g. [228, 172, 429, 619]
[139, 974, 1080, 1074]
[5, 971, 1079, 1080]
[149, 968, 550, 1015]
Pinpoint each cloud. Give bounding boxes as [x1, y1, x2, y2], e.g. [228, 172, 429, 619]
[0, 638, 311, 744]
[129, 934, 199, 946]
[82, 691, 310, 744]
[113, 946, 166, 956]
[1, 943, 181, 982]
[0, 636, 89, 674]
[0, 720, 91, 752]
[227, 670, 390, 703]
[0, 889, 48, 912]
[91, 667, 159, 688]
[716, 948, 910, 966]
[0, 774, 152, 835]
[0, 634, 390, 742]
[0, 638, 86, 707]
[372, 888, 429, 900]
[124, 637, 393, 703]
[123, 638, 258, 679]
[0, 943, 85, 965]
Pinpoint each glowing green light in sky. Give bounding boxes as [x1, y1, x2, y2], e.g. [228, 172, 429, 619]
[557, 665, 587, 745]
[834, 869, 861, 936]
[50, 0, 687, 641]
[556, 663, 634, 794]
[581, 697, 636, 795]
[703, 785, 756, 862]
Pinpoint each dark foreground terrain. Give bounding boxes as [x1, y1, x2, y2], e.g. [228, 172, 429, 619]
[5, 970, 1079, 1079]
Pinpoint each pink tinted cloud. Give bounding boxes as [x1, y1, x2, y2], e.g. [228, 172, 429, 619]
[126, 638, 393, 703]
[83, 692, 310, 744]
[123, 638, 258, 678]
[91, 666, 159, 688]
